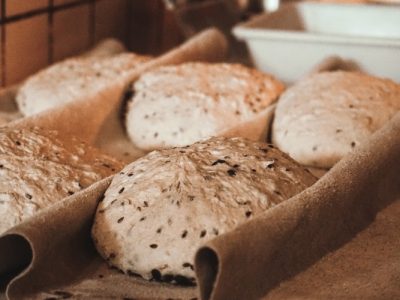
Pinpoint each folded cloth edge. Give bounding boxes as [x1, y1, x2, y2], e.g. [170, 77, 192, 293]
[1, 177, 112, 299]
[195, 111, 400, 300]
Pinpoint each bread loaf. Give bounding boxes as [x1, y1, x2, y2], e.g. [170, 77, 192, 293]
[92, 137, 316, 285]
[16, 53, 150, 116]
[125, 63, 284, 150]
[272, 71, 400, 168]
[0, 127, 123, 234]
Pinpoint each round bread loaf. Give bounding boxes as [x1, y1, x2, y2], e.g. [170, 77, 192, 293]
[0, 127, 123, 234]
[92, 137, 316, 285]
[124, 63, 284, 150]
[16, 53, 150, 116]
[272, 71, 400, 168]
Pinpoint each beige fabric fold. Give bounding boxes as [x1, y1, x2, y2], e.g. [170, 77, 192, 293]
[265, 199, 400, 299]
[2, 177, 111, 299]
[195, 111, 400, 300]
[1, 177, 198, 300]
[221, 104, 275, 142]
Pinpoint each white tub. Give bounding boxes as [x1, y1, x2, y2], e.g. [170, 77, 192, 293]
[233, 3, 400, 84]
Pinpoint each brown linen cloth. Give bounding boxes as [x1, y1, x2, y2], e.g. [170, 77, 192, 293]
[196, 111, 400, 300]
[0, 178, 198, 300]
[0, 113, 399, 300]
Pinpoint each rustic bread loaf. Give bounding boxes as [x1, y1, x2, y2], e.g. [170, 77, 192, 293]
[16, 53, 150, 116]
[92, 136, 316, 285]
[124, 63, 284, 150]
[272, 71, 400, 168]
[0, 127, 123, 234]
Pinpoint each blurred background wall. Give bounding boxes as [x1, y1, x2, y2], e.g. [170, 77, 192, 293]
[0, 0, 185, 87]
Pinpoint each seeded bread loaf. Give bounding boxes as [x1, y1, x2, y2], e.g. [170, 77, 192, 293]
[272, 71, 400, 168]
[92, 137, 316, 285]
[16, 53, 150, 116]
[0, 127, 123, 234]
[124, 63, 284, 150]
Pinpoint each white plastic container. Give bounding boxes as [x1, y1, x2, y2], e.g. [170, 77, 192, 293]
[233, 3, 400, 83]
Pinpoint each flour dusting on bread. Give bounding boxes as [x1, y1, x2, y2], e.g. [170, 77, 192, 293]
[272, 71, 400, 168]
[16, 53, 150, 116]
[0, 127, 123, 234]
[125, 63, 284, 150]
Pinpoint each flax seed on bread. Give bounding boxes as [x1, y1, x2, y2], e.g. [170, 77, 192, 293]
[16, 53, 150, 116]
[272, 71, 400, 168]
[125, 63, 284, 150]
[0, 127, 123, 234]
[92, 137, 316, 285]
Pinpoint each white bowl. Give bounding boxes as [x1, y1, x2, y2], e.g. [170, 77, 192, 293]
[233, 3, 400, 84]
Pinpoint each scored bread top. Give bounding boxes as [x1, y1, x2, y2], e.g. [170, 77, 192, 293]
[125, 63, 284, 150]
[272, 71, 400, 168]
[92, 137, 316, 285]
[16, 53, 151, 116]
[0, 127, 123, 234]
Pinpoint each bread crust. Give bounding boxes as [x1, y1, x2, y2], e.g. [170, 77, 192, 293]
[92, 137, 316, 284]
[16, 53, 150, 116]
[272, 71, 400, 168]
[125, 63, 284, 150]
[0, 127, 123, 234]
